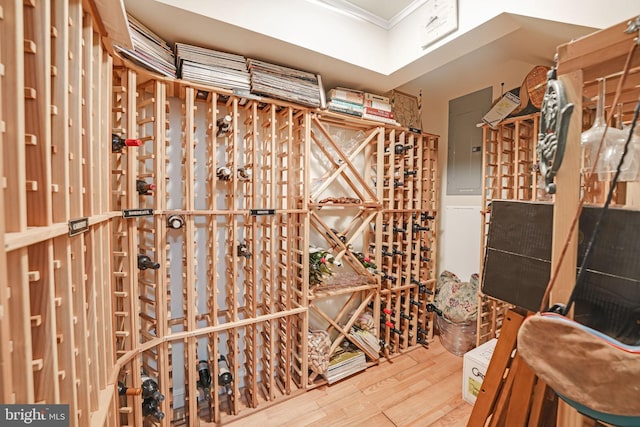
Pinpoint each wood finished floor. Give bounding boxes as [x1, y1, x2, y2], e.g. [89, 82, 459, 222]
[226, 339, 472, 427]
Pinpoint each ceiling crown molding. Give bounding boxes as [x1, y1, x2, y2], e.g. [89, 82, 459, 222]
[314, 0, 427, 30]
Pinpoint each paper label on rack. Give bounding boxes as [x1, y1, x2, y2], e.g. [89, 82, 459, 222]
[68, 217, 89, 236]
[123, 208, 154, 218]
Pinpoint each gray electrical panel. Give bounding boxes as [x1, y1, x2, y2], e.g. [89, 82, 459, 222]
[447, 86, 492, 195]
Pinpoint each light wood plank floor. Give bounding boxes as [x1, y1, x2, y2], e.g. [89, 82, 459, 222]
[226, 339, 472, 426]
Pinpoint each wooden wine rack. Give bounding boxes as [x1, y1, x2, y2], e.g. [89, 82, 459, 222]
[0, 3, 440, 425]
[477, 113, 540, 345]
[1, 1, 126, 426]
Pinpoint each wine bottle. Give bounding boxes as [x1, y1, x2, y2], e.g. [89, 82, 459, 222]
[118, 381, 142, 396]
[383, 274, 397, 282]
[142, 397, 165, 421]
[112, 134, 142, 153]
[384, 321, 402, 335]
[418, 285, 433, 295]
[382, 307, 394, 316]
[197, 360, 212, 399]
[136, 179, 156, 195]
[216, 115, 232, 137]
[141, 374, 164, 402]
[392, 226, 406, 234]
[393, 180, 404, 188]
[420, 256, 431, 262]
[412, 223, 429, 232]
[137, 254, 160, 270]
[216, 166, 232, 181]
[400, 312, 413, 320]
[237, 241, 251, 258]
[381, 247, 394, 257]
[421, 213, 435, 221]
[392, 247, 405, 256]
[417, 326, 429, 335]
[409, 299, 422, 308]
[391, 144, 412, 154]
[167, 214, 185, 230]
[404, 170, 417, 177]
[237, 167, 251, 181]
[218, 355, 233, 388]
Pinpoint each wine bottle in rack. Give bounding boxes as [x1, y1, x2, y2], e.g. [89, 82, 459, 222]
[393, 225, 406, 234]
[417, 326, 429, 336]
[400, 312, 413, 320]
[141, 373, 164, 402]
[383, 274, 397, 283]
[412, 222, 429, 232]
[381, 247, 394, 257]
[393, 180, 404, 188]
[218, 355, 233, 395]
[420, 256, 431, 262]
[404, 170, 417, 177]
[409, 298, 422, 308]
[136, 179, 156, 195]
[237, 167, 251, 181]
[418, 284, 433, 295]
[112, 133, 142, 153]
[216, 166, 232, 181]
[383, 321, 402, 335]
[237, 241, 251, 258]
[118, 381, 142, 396]
[197, 360, 212, 398]
[421, 213, 435, 221]
[167, 214, 185, 230]
[137, 254, 160, 270]
[216, 115, 233, 137]
[142, 397, 165, 421]
[197, 359, 213, 422]
[392, 247, 405, 256]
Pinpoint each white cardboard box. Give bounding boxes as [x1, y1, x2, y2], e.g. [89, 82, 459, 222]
[462, 338, 497, 405]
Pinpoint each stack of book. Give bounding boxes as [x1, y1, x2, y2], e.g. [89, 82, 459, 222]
[327, 346, 366, 384]
[174, 43, 250, 91]
[349, 326, 381, 358]
[115, 14, 177, 78]
[362, 92, 400, 126]
[326, 87, 364, 117]
[246, 59, 324, 108]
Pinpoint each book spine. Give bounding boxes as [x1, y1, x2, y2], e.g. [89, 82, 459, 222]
[328, 88, 364, 104]
[328, 105, 363, 117]
[364, 99, 392, 111]
[364, 92, 390, 103]
[363, 107, 394, 119]
[361, 113, 398, 125]
[329, 98, 364, 111]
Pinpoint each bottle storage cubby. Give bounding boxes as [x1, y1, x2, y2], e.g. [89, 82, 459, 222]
[1, 3, 439, 424]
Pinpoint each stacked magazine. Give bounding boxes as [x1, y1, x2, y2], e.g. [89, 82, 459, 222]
[349, 326, 381, 358]
[175, 43, 250, 91]
[247, 58, 324, 108]
[116, 14, 176, 78]
[327, 347, 366, 384]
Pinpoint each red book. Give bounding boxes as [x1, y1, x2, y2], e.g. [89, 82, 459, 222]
[363, 106, 394, 119]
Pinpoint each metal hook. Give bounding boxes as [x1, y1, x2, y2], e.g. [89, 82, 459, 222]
[625, 16, 640, 45]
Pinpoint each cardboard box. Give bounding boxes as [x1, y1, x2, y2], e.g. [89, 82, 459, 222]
[462, 338, 497, 405]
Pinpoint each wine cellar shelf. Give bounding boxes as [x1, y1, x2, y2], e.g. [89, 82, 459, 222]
[0, 3, 440, 426]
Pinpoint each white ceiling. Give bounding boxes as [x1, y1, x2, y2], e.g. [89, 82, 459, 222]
[119, 1, 630, 97]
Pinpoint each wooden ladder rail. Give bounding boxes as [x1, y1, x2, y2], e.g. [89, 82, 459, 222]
[467, 309, 558, 427]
